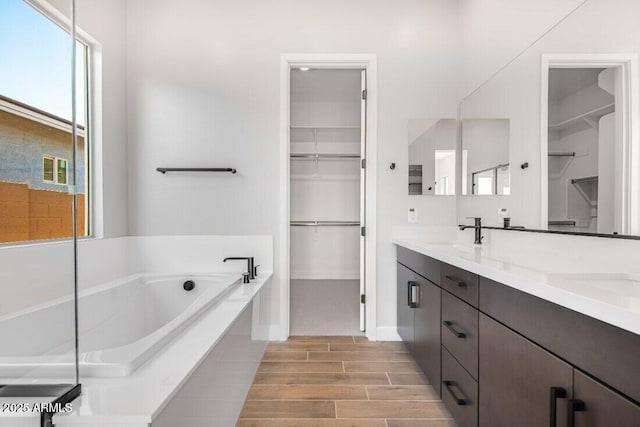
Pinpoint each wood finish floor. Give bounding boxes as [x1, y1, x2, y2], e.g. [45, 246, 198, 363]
[236, 336, 455, 427]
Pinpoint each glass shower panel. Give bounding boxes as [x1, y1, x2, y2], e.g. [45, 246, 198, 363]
[0, 0, 80, 422]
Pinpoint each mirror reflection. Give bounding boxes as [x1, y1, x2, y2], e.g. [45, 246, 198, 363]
[462, 119, 510, 196]
[407, 118, 456, 196]
[457, 0, 640, 236]
[547, 68, 617, 233]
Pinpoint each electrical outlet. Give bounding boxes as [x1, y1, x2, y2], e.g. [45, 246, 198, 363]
[408, 208, 418, 223]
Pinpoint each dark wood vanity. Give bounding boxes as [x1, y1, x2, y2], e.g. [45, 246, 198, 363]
[396, 246, 640, 427]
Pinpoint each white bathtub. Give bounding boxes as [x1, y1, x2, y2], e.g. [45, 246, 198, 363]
[0, 273, 242, 377]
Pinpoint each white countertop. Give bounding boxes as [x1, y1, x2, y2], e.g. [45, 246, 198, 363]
[393, 237, 640, 336]
[50, 273, 272, 426]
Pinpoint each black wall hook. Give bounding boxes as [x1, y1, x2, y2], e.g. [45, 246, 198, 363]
[390, 163, 396, 170]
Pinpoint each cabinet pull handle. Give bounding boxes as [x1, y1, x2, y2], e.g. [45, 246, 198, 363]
[408, 282, 418, 308]
[407, 281, 412, 307]
[568, 399, 585, 427]
[443, 380, 467, 405]
[549, 387, 567, 427]
[443, 320, 467, 338]
[444, 275, 467, 287]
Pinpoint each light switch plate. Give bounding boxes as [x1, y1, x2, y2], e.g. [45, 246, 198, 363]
[408, 208, 418, 223]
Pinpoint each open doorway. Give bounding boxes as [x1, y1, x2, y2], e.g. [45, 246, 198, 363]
[288, 68, 365, 335]
[279, 54, 377, 340]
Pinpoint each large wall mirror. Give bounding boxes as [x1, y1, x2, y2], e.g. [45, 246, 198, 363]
[458, 0, 640, 237]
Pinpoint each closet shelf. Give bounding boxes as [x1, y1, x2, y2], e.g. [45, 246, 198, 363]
[290, 220, 360, 227]
[548, 103, 614, 132]
[548, 152, 576, 157]
[290, 153, 360, 159]
[571, 176, 598, 185]
[571, 176, 598, 208]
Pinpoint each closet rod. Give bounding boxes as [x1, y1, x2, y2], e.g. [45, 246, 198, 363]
[548, 220, 577, 226]
[290, 154, 360, 159]
[290, 221, 360, 227]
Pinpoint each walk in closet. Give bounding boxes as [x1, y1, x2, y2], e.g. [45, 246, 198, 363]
[289, 68, 366, 336]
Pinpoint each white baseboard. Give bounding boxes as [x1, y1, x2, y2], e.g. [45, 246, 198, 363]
[376, 327, 401, 341]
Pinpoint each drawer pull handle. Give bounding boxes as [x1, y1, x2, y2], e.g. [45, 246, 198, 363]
[568, 399, 585, 427]
[549, 387, 567, 427]
[443, 380, 467, 406]
[443, 320, 467, 338]
[408, 281, 418, 308]
[444, 275, 467, 287]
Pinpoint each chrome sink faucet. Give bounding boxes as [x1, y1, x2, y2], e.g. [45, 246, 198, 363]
[223, 257, 257, 283]
[459, 217, 483, 244]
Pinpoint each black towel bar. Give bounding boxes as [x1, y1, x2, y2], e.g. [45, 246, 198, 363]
[156, 167, 237, 174]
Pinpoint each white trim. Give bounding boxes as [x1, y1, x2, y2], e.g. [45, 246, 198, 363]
[540, 53, 639, 234]
[376, 327, 402, 341]
[279, 53, 378, 341]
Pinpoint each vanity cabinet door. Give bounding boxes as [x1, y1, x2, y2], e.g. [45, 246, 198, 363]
[479, 314, 573, 427]
[572, 370, 640, 427]
[397, 263, 415, 354]
[413, 274, 442, 396]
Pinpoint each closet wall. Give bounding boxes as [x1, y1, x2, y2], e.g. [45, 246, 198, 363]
[290, 69, 362, 336]
[290, 70, 362, 280]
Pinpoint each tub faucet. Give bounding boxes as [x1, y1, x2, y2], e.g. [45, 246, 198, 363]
[223, 257, 255, 282]
[459, 217, 483, 244]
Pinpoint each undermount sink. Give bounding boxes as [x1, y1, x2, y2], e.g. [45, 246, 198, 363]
[545, 273, 640, 310]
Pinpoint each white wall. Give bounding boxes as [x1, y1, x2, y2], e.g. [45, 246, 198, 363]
[459, 0, 640, 229]
[459, 0, 587, 97]
[125, 0, 460, 337]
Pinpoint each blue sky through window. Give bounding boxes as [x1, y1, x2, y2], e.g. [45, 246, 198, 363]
[0, 0, 86, 125]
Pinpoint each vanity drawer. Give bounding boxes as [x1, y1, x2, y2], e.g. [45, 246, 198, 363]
[397, 246, 441, 285]
[441, 263, 478, 307]
[441, 290, 478, 379]
[442, 346, 478, 427]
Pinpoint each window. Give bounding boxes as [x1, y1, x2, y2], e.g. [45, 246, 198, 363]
[0, 0, 91, 244]
[42, 155, 69, 185]
[472, 164, 510, 195]
[43, 156, 55, 183]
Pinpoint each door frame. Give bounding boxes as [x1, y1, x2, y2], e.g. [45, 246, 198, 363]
[279, 53, 378, 340]
[540, 53, 639, 234]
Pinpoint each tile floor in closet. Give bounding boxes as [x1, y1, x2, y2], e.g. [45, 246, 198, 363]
[236, 336, 455, 426]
